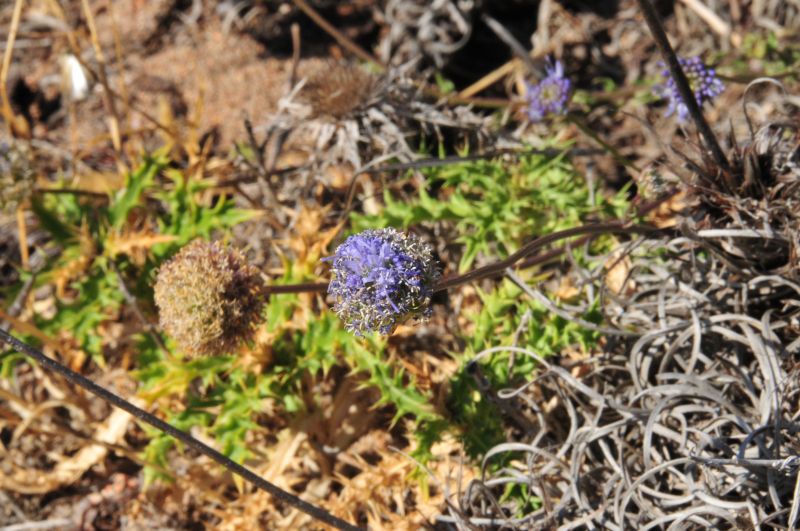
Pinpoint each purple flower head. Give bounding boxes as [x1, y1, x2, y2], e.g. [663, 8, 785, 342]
[654, 56, 725, 122]
[525, 58, 571, 122]
[324, 228, 440, 335]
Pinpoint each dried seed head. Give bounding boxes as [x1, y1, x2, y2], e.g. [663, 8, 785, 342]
[0, 141, 35, 214]
[298, 62, 380, 120]
[282, 61, 492, 175]
[154, 240, 266, 357]
[324, 228, 440, 335]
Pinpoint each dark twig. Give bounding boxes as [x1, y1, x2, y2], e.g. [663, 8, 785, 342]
[0, 328, 363, 531]
[292, 0, 384, 69]
[566, 113, 642, 173]
[480, 14, 538, 73]
[360, 147, 606, 175]
[635, 0, 734, 187]
[339, 147, 606, 222]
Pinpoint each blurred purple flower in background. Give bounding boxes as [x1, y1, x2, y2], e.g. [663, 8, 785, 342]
[325, 228, 439, 335]
[654, 56, 724, 121]
[525, 58, 571, 122]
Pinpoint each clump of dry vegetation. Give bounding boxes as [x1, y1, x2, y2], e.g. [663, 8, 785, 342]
[1, 0, 799, 529]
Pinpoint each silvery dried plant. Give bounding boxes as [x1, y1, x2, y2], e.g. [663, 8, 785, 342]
[378, 0, 476, 68]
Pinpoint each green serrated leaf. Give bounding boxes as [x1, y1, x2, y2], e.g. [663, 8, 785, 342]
[109, 155, 165, 230]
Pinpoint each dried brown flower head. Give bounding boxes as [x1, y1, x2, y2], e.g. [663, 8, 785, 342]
[298, 62, 379, 120]
[153, 240, 266, 357]
[0, 141, 35, 214]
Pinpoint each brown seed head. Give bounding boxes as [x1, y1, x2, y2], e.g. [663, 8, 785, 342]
[0, 141, 35, 214]
[298, 62, 379, 120]
[153, 240, 266, 357]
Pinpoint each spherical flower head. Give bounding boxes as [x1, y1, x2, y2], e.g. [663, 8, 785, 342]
[654, 56, 724, 122]
[0, 141, 35, 214]
[153, 240, 266, 357]
[325, 228, 440, 335]
[525, 58, 571, 122]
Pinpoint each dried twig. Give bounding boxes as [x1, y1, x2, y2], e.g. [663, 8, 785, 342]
[79, 0, 124, 170]
[292, 0, 384, 69]
[0, 0, 26, 137]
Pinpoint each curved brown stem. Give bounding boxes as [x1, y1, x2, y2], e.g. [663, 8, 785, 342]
[434, 222, 660, 291]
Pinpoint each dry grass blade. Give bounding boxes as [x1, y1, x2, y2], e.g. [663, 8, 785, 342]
[0, 0, 26, 137]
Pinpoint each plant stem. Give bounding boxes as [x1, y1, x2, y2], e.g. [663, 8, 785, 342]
[635, 0, 734, 186]
[270, 223, 662, 295]
[15, 205, 28, 270]
[435, 222, 659, 291]
[292, 0, 384, 70]
[264, 282, 328, 295]
[0, 328, 363, 531]
[567, 113, 642, 173]
[0, 0, 24, 137]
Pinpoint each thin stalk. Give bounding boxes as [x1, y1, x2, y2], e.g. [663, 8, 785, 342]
[292, 0, 506, 110]
[292, 0, 384, 70]
[635, 0, 734, 185]
[264, 282, 328, 295]
[0, 0, 25, 137]
[434, 222, 659, 291]
[338, 146, 605, 221]
[0, 328, 363, 531]
[566, 113, 642, 173]
[80, 0, 124, 171]
[15, 205, 28, 270]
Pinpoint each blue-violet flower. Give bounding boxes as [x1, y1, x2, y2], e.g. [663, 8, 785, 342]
[654, 56, 724, 122]
[325, 228, 440, 335]
[525, 58, 571, 122]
